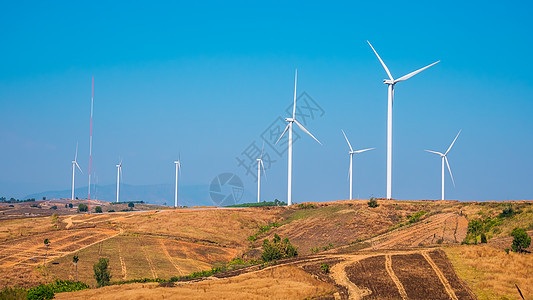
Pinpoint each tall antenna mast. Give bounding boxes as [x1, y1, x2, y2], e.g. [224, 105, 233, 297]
[88, 77, 94, 213]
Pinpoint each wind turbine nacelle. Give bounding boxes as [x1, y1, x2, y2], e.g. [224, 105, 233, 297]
[383, 79, 394, 85]
[285, 117, 294, 122]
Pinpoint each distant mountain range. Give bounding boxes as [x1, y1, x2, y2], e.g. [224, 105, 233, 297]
[24, 183, 256, 207]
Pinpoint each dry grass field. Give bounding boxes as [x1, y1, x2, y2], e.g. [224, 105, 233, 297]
[54, 265, 335, 300]
[445, 244, 533, 300]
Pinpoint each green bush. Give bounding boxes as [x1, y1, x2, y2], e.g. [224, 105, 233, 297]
[27, 285, 54, 300]
[320, 263, 330, 274]
[367, 198, 379, 208]
[407, 211, 426, 224]
[128, 202, 135, 208]
[499, 205, 516, 218]
[297, 203, 316, 209]
[511, 227, 531, 253]
[78, 203, 88, 212]
[261, 234, 298, 262]
[93, 258, 111, 287]
[94, 206, 103, 213]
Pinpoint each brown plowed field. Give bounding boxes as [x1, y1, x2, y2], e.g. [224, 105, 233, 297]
[346, 255, 402, 299]
[391, 253, 450, 299]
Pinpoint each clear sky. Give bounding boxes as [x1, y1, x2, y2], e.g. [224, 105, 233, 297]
[1, 1, 532, 202]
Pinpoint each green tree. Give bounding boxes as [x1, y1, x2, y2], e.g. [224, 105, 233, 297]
[467, 219, 483, 244]
[68, 203, 73, 208]
[94, 206, 103, 213]
[78, 203, 88, 212]
[128, 202, 134, 208]
[511, 228, 531, 253]
[93, 257, 111, 287]
[73, 256, 79, 281]
[43, 239, 50, 266]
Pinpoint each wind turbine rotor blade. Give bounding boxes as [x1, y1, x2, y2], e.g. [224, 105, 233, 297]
[355, 147, 375, 154]
[341, 129, 354, 152]
[445, 129, 462, 155]
[424, 150, 444, 156]
[367, 41, 394, 81]
[445, 156, 455, 187]
[394, 60, 440, 83]
[292, 69, 298, 119]
[275, 123, 291, 145]
[76, 162, 83, 174]
[75, 142, 78, 161]
[260, 141, 264, 159]
[294, 119, 322, 145]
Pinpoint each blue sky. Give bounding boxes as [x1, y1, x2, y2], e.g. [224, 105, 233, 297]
[0, 1, 532, 202]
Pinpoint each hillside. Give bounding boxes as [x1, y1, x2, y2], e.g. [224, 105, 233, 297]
[0, 199, 532, 299]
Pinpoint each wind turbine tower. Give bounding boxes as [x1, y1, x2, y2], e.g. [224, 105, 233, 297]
[174, 156, 181, 207]
[116, 160, 122, 203]
[256, 144, 266, 203]
[341, 130, 374, 200]
[367, 41, 439, 199]
[425, 130, 461, 200]
[276, 70, 322, 206]
[71, 142, 83, 200]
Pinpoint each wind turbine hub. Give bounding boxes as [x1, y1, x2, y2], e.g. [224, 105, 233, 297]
[383, 79, 394, 85]
[285, 117, 294, 122]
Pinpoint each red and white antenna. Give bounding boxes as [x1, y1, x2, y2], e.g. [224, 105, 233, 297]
[88, 77, 94, 212]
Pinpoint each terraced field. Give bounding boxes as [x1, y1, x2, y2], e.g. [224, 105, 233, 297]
[47, 234, 238, 283]
[0, 228, 118, 268]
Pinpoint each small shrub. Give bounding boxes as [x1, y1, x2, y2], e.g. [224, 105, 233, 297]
[297, 203, 316, 209]
[511, 227, 531, 253]
[94, 206, 103, 213]
[367, 198, 379, 208]
[499, 205, 516, 218]
[505, 248, 510, 254]
[27, 285, 54, 300]
[407, 211, 426, 224]
[128, 202, 135, 208]
[261, 234, 298, 262]
[78, 203, 88, 212]
[108, 209, 115, 212]
[50, 205, 57, 210]
[93, 258, 111, 287]
[68, 203, 73, 208]
[320, 263, 330, 274]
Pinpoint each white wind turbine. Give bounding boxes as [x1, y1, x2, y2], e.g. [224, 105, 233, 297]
[115, 160, 123, 203]
[367, 41, 440, 200]
[425, 130, 461, 200]
[276, 69, 322, 206]
[174, 155, 181, 207]
[256, 143, 267, 203]
[71, 142, 83, 200]
[341, 130, 374, 200]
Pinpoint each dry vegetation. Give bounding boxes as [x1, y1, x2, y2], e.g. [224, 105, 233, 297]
[1, 199, 532, 299]
[54, 265, 335, 300]
[445, 245, 533, 300]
